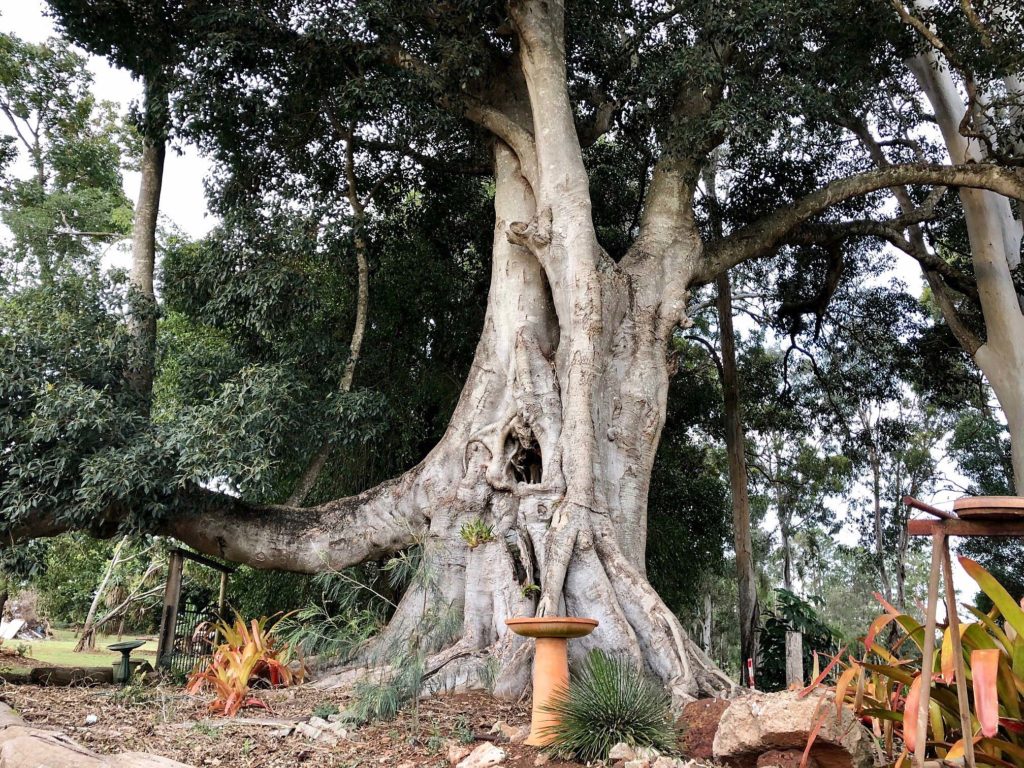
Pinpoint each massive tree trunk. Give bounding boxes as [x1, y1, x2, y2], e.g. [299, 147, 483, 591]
[300, 2, 734, 701]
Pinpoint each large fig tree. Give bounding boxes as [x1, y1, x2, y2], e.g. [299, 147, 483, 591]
[7, 0, 1024, 701]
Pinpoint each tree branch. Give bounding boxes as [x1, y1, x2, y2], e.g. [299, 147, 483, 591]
[464, 100, 538, 190]
[5, 468, 431, 575]
[698, 162, 1024, 283]
[783, 217, 978, 300]
[163, 474, 429, 573]
[923, 269, 983, 355]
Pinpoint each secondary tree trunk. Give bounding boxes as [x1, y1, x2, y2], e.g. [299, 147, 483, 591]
[287, 134, 370, 506]
[126, 76, 166, 409]
[906, 54, 1024, 492]
[715, 272, 759, 687]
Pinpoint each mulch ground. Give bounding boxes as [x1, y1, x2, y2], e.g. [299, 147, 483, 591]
[0, 681, 583, 768]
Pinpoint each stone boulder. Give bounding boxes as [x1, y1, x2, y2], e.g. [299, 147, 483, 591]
[712, 691, 876, 768]
[677, 697, 731, 760]
[0, 703, 192, 768]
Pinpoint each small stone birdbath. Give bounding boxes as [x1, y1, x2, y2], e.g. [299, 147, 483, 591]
[108, 639, 146, 686]
[505, 616, 598, 746]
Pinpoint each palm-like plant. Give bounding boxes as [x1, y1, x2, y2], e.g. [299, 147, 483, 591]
[813, 557, 1024, 767]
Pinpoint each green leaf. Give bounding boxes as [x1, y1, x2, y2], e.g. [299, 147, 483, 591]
[961, 558, 1024, 642]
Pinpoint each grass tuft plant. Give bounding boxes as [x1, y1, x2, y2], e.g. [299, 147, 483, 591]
[459, 518, 495, 548]
[542, 650, 675, 762]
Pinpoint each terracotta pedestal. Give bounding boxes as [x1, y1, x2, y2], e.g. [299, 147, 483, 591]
[505, 616, 598, 746]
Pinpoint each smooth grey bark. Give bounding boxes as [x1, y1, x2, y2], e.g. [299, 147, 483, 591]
[904, 51, 1024, 492]
[126, 78, 166, 408]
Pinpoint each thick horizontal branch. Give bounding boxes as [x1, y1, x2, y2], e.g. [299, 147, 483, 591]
[698, 162, 1024, 283]
[4, 470, 431, 575]
[167, 473, 429, 573]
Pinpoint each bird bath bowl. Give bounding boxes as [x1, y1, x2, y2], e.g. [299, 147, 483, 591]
[953, 495, 1024, 520]
[108, 639, 146, 686]
[506, 616, 598, 746]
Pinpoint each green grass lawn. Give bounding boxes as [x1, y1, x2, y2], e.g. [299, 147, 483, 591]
[4, 628, 158, 671]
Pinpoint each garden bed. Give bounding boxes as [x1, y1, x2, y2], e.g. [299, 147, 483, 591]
[0, 683, 585, 767]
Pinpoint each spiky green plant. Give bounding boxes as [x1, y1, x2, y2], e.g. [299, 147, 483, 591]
[543, 650, 676, 762]
[459, 518, 495, 548]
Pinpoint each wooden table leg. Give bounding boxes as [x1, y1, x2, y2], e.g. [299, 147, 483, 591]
[914, 533, 944, 768]
[941, 538, 976, 768]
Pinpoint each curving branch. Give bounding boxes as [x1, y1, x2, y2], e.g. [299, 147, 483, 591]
[5, 469, 431, 575]
[697, 162, 1024, 283]
[783, 217, 978, 300]
[464, 101, 538, 190]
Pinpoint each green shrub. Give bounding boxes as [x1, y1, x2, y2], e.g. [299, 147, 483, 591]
[543, 650, 675, 762]
[758, 588, 839, 691]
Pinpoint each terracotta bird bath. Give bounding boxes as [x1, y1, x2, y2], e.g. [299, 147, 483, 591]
[505, 616, 598, 746]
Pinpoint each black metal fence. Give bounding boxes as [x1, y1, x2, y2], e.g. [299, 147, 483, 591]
[156, 548, 233, 677]
[165, 597, 219, 677]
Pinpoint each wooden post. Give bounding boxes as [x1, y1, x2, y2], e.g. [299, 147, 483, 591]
[941, 539, 976, 768]
[156, 549, 184, 668]
[914, 533, 944, 768]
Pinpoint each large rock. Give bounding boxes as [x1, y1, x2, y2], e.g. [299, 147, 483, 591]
[677, 697, 731, 760]
[712, 691, 876, 768]
[0, 703, 191, 767]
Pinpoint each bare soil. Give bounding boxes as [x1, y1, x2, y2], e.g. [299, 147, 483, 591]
[0, 682, 583, 767]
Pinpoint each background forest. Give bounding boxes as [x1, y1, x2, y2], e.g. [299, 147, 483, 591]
[1, 0, 1021, 693]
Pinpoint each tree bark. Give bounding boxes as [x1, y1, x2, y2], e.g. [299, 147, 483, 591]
[905, 53, 1024, 492]
[715, 272, 759, 687]
[126, 76, 166, 409]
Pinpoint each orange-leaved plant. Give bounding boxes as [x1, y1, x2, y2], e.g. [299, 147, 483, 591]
[802, 557, 1024, 768]
[186, 613, 303, 717]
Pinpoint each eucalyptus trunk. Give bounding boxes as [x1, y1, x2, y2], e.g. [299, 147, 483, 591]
[126, 76, 166, 409]
[716, 272, 759, 687]
[907, 54, 1024, 492]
